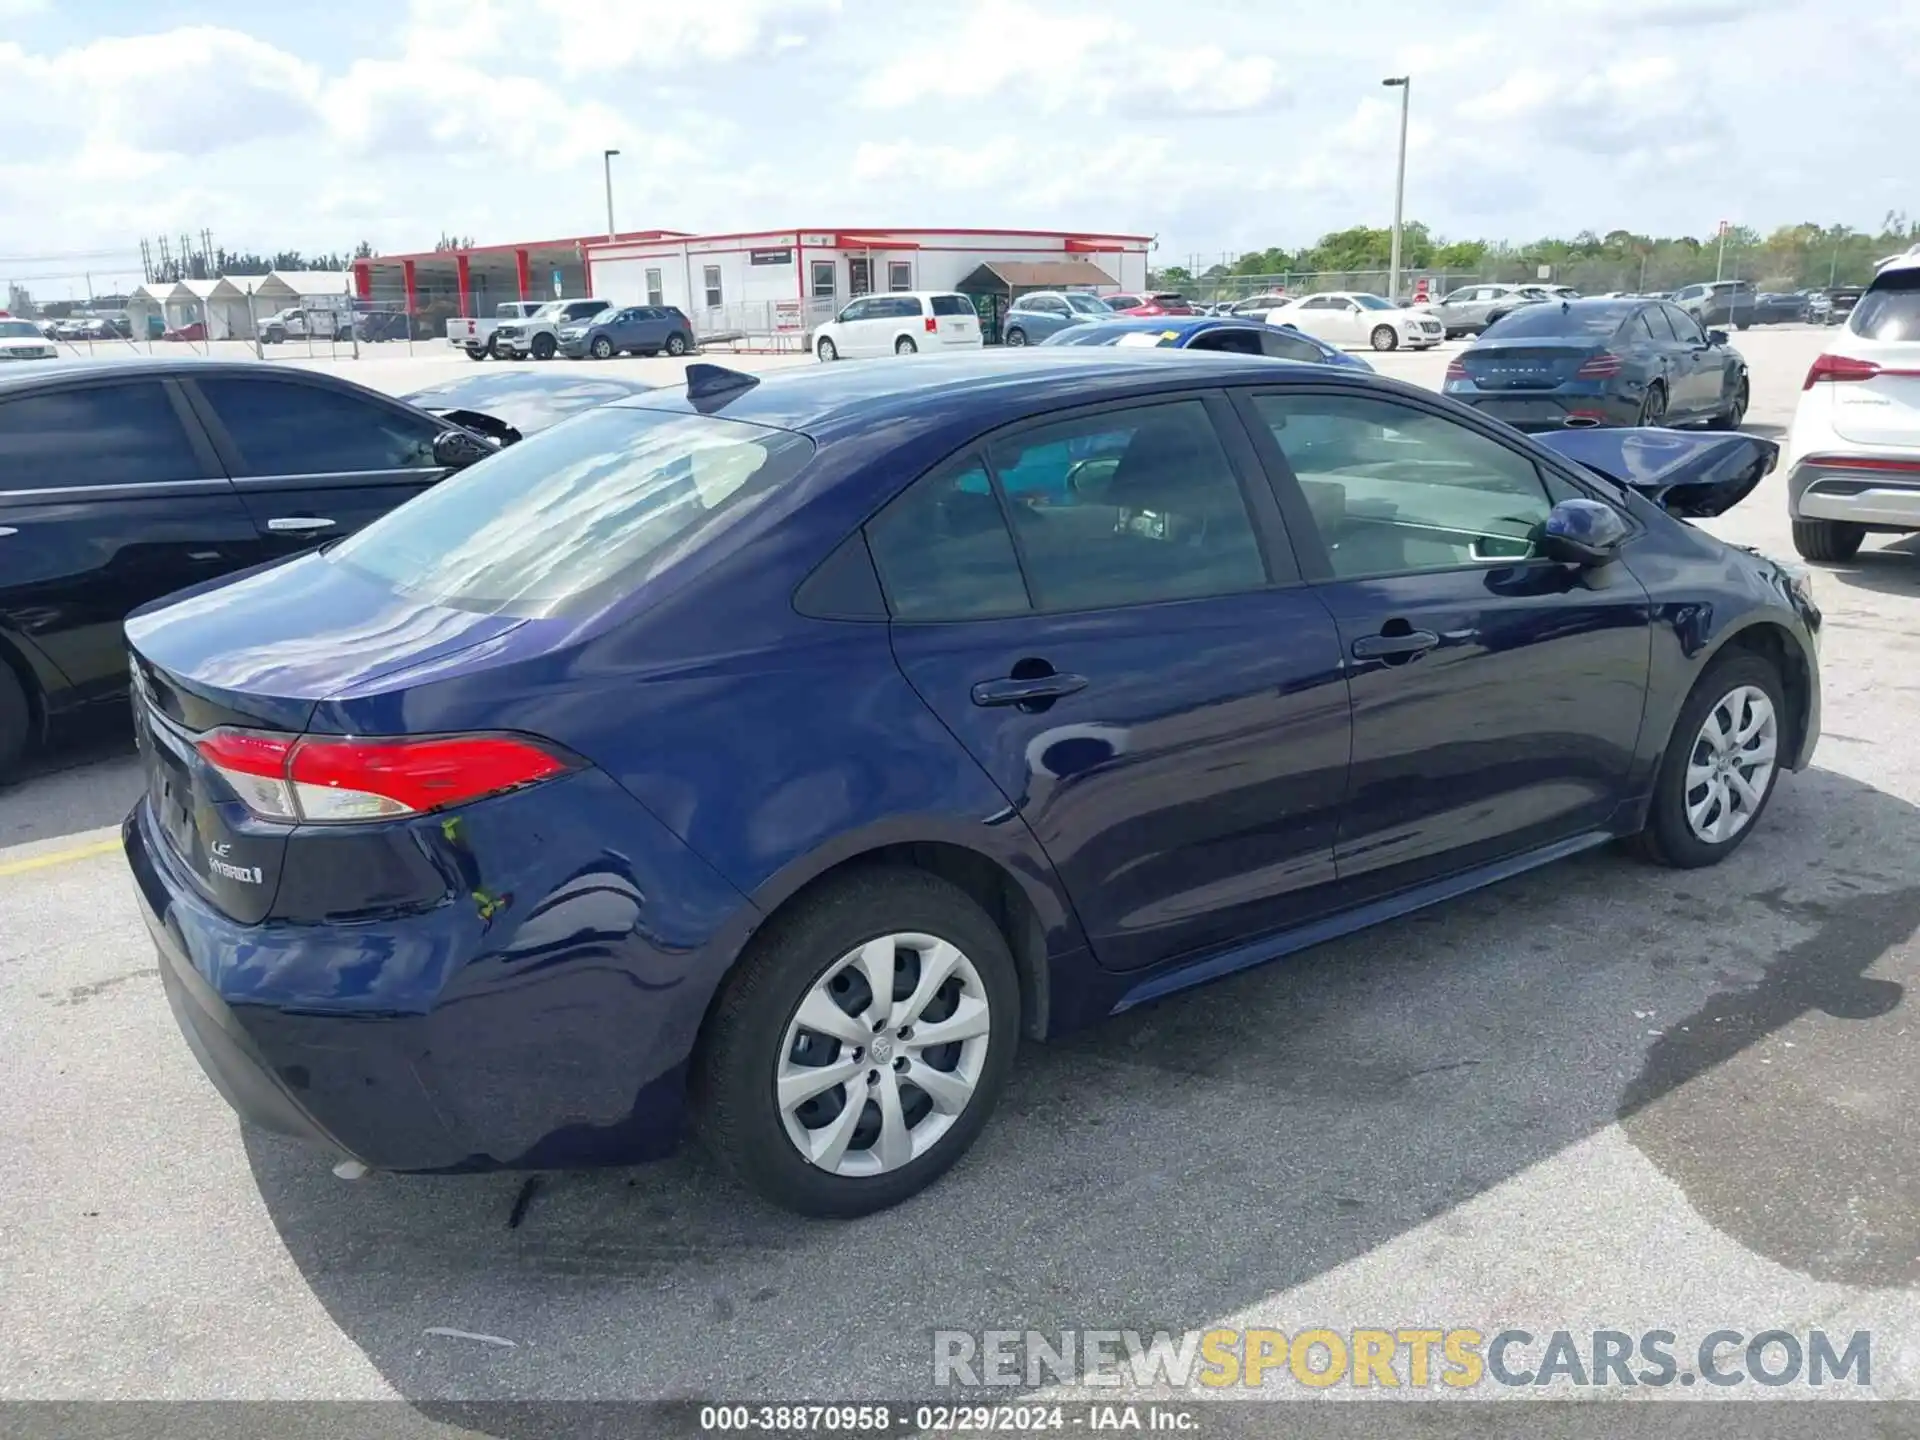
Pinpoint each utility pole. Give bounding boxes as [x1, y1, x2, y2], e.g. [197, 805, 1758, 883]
[1714, 219, 1729, 282]
[1382, 76, 1411, 302]
[603, 149, 620, 241]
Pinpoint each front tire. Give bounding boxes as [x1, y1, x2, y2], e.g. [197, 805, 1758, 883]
[817, 337, 838, 362]
[1370, 325, 1399, 352]
[1791, 518, 1865, 562]
[1631, 652, 1786, 869]
[531, 334, 556, 361]
[590, 335, 614, 359]
[896, 336, 918, 355]
[695, 868, 1020, 1217]
[1004, 327, 1028, 346]
[1707, 376, 1748, 430]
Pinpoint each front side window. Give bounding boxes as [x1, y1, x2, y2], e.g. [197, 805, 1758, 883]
[989, 400, 1266, 611]
[194, 377, 440, 476]
[1253, 393, 1556, 578]
[330, 407, 813, 618]
[0, 382, 208, 491]
[866, 457, 1030, 621]
[1666, 306, 1706, 344]
[838, 299, 872, 324]
[1066, 294, 1110, 315]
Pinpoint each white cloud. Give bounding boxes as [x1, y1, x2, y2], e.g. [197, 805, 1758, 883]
[857, 0, 1286, 117]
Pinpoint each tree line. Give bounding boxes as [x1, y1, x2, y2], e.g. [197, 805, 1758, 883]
[1156, 212, 1920, 296]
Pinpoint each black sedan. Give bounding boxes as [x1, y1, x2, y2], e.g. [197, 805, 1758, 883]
[1443, 298, 1749, 433]
[0, 359, 648, 778]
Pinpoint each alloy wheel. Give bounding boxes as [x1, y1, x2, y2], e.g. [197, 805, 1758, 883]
[776, 933, 992, 1177]
[1684, 685, 1778, 845]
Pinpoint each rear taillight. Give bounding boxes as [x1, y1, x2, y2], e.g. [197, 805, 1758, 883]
[196, 730, 572, 824]
[1803, 352, 1881, 389]
[1575, 351, 1623, 378]
[1444, 357, 1466, 380]
[924, 315, 938, 334]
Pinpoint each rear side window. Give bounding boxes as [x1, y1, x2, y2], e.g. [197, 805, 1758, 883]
[867, 457, 1030, 621]
[195, 377, 441, 476]
[329, 407, 814, 618]
[1853, 269, 1920, 342]
[931, 295, 974, 316]
[989, 400, 1266, 611]
[0, 382, 208, 491]
[1260, 330, 1328, 362]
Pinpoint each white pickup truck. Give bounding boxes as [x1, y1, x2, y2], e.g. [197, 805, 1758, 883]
[447, 301, 545, 361]
[259, 306, 347, 344]
[492, 298, 614, 360]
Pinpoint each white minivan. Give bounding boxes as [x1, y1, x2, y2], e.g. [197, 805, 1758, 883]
[812, 292, 982, 361]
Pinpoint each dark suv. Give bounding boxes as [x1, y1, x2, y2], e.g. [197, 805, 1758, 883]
[1671, 280, 1757, 330]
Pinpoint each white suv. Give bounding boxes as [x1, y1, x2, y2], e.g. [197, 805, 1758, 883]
[812, 292, 981, 360]
[1785, 253, 1920, 561]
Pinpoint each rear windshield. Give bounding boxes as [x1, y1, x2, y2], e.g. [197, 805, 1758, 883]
[327, 407, 814, 618]
[1852, 270, 1920, 343]
[1484, 303, 1638, 338]
[931, 295, 974, 316]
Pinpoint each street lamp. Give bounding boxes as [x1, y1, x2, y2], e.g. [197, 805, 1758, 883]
[1381, 76, 1410, 302]
[603, 149, 621, 242]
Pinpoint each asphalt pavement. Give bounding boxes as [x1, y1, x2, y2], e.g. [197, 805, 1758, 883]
[2, 328, 1916, 1434]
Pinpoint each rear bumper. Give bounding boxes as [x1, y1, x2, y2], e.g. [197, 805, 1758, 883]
[1789, 457, 1920, 529]
[124, 766, 755, 1173]
[1448, 385, 1640, 431]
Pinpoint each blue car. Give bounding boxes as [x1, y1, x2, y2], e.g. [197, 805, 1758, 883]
[124, 352, 1819, 1216]
[1444, 297, 1749, 432]
[1042, 315, 1373, 370]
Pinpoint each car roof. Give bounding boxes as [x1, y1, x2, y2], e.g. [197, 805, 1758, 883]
[619, 349, 1377, 441]
[1052, 316, 1294, 338]
[0, 354, 391, 396]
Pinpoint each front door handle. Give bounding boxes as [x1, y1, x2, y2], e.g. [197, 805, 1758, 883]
[267, 516, 336, 534]
[971, 673, 1089, 708]
[1351, 630, 1439, 660]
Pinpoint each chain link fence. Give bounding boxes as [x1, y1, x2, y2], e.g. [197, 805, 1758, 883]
[1180, 257, 1813, 306]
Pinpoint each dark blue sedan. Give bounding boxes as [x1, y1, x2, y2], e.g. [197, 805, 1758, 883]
[1444, 297, 1749, 432]
[1042, 315, 1373, 370]
[123, 352, 1818, 1216]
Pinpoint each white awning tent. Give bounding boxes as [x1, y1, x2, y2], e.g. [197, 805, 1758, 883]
[179, 278, 254, 339]
[248, 269, 355, 311]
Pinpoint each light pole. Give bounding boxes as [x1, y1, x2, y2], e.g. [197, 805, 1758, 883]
[603, 149, 620, 242]
[1382, 76, 1410, 302]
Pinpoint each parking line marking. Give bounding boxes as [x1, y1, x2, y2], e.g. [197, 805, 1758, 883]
[0, 837, 122, 879]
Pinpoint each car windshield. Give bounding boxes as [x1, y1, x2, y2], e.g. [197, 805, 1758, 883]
[1351, 294, 1396, 310]
[532, 302, 568, 320]
[495, 305, 524, 319]
[1852, 270, 1920, 342]
[1483, 303, 1639, 338]
[1065, 294, 1111, 314]
[328, 406, 814, 619]
[0, 320, 40, 337]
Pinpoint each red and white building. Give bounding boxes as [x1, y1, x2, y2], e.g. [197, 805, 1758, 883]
[350, 225, 1152, 337]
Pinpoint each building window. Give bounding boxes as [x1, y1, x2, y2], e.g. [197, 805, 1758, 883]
[703, 265, 723, 310]
[811, 260, 836, 299]
[888, 260, 913, 292]
[644, 268, 663, 306]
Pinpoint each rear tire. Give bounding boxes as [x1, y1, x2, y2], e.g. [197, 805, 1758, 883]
[695, 868, 1020, 1217]
[464, 346, 487, 361]
[1370, 325, 1399, 352]
[1791, 518, 1865, 563]
[1637, 382, 1667, 428]
[1630, 652, 1786, 869]
[531, 334, 557, 361]
[0, 662, 28, 781]
[817, 337, 838, 362]
[666, 332, 689, 357]
[896, 336, 918, 355]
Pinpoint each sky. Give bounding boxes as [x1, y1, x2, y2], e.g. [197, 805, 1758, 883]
[1, 0, 1914, 296]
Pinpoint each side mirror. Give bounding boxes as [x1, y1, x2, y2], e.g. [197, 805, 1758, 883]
[1707, 328, 1729, 346]
[432, 429, 494, 469]
[1539, 498, 1630, 567]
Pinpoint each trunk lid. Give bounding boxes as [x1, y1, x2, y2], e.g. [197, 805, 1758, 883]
[1460, 340, 1599, 390]
[126, 552, 525, 922]
[1536, 428, 1777, 518]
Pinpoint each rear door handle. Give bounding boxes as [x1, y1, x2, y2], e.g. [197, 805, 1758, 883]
[971, 673, 1089, 707]
[267, 516, 336, 534]
[1351, 630, 1439, 660]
